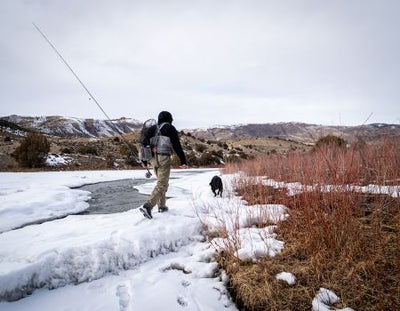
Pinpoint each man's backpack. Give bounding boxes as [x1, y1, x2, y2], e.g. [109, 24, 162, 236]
[150, 122, 172, 155]
[138, 119, 173, 162]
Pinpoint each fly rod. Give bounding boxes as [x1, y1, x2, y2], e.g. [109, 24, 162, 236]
[32, 23, 152, 177]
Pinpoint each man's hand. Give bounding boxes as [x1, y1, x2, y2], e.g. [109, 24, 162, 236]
[179, 164, 188, 169]
[141, 162, 148, 168]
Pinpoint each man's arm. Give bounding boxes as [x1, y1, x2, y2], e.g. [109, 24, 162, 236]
[168, 126, 187, 165]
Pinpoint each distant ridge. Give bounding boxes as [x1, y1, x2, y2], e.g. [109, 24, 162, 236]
[0, 115, 142, 138]
[186, 122, 400, 143]
[1, 115, 399, 143]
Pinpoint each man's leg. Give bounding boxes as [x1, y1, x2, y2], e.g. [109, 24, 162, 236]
[146, 155, 171, 209]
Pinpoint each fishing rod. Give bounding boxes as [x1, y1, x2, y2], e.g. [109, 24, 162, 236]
[32, 23, 152, 178]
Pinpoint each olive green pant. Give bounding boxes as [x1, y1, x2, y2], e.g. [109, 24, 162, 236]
[146, 154, 171, 210]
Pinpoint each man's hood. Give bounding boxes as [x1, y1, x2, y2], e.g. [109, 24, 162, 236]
[158, 111, 173, 124]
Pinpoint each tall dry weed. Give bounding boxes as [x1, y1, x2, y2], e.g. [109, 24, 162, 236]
[226, 136, 400, 186]
[221, 138, 400, 310]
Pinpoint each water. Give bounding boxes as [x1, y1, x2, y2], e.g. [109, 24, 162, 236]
[76, 178, 150, 214]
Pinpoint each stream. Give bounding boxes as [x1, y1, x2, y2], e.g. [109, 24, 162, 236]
[76, 178, 150, 214]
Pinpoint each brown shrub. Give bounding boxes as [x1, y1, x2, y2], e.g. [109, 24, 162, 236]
[194, 143, 208, 153]
[186, 151, 198, 167]
[198, 152, 217, 166]
[14, 132, 50, 168]
[77, 145, 98, 155]
[105, 153, 116, 168]
[118, 143, 141, 166]
[314, 134, 347, 149]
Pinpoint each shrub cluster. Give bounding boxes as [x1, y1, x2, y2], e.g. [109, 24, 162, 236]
[194, 143, 208, 153]
[14, 132, 50, 168]
[60, 147, 72, 154]
[184, 150, 224, 167]
[315, 134, 346, 149]
[119, 143, 139, 166]
[77, 145, 98, 156]
[185, 151, 198, 166]
[198, 152, 217, 166]
[105, 153, 116, 168]
[217, 142, 229, 149]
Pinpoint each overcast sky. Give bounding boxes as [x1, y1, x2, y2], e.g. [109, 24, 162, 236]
[1, 0, 399, 129]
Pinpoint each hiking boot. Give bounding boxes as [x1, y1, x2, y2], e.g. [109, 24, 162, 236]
[158, 206, 169, 213]
[139, 204, 152, 219]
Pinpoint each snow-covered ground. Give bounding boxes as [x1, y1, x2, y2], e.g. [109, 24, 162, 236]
[0, 169, 356, 310]
[0, 169, 240, 310]
[258, 176, 400, 198]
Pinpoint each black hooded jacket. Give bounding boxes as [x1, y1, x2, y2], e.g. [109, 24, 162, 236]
[143, 111, 187, 165]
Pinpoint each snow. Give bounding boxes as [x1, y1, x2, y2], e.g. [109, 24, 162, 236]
[32, 116, 47, 126]
[0, 169, 248, 310]
[0, 168, 362, 310]
[71, 117, 94, 137]
[195, 183, 288, 262]
[56, 117, 140, 138]
[0, 127, 27, 137]
[212, 226, 284, 262]
[275, 272, 296, 285]
[257, 175, 400, 198]
[45, 154, 73, 167]
[312, 288, 355, 311]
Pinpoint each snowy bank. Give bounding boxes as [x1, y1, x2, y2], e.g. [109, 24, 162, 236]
[0, 169, 238, 310]
[0, 209, 201, 301]
[0, 169, 356, 310]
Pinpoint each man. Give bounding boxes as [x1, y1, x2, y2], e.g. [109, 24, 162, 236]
[139, 111, 187, 219]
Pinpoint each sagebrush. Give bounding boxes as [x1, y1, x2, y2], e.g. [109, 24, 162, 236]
[14, 132, 50, 168]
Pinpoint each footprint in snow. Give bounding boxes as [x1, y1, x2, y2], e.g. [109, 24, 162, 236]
[116, 283, 131, 311]
[181, 279, 191, 287]
[177, 296, 188, 307]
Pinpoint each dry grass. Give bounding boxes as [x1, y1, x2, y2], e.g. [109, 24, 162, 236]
[219, 137, 400, 310]
[227, 137, 400, 186]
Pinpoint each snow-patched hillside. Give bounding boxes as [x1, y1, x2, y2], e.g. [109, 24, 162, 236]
[3, 115, 400, 142]
[1, 115, 142, 138]
[186, 122, 400, 143]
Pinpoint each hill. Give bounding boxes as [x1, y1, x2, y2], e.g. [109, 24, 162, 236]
[1, 115, 142, 138]
[0, 116, 271, 171]
[3, 115, 399, 143]
[1, 114, 399, 171]
[187, 122, 400, 143]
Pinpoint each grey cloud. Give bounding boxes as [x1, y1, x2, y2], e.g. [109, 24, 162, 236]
[1, 0, 399, 127]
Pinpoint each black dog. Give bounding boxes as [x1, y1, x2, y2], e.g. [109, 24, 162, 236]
[209, 175, 223, 197]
